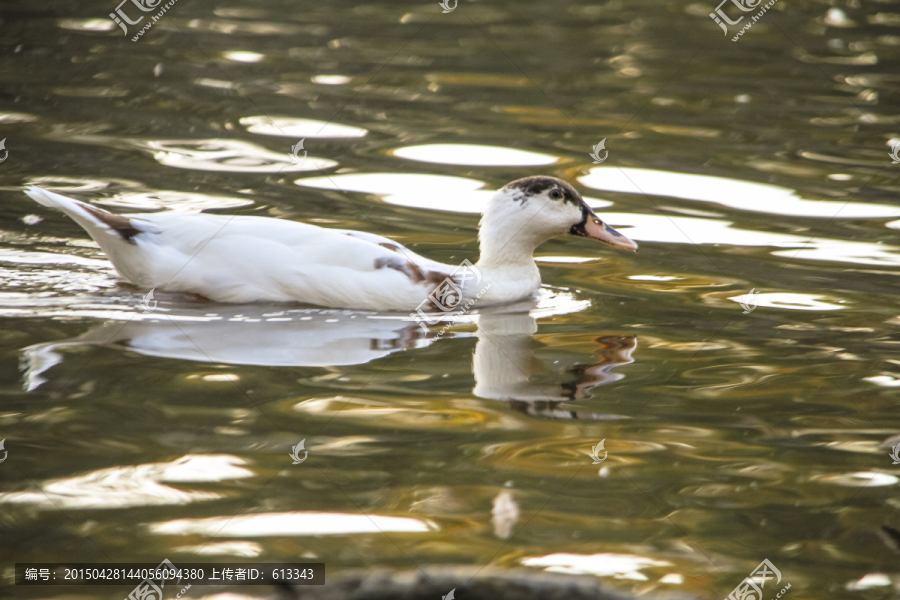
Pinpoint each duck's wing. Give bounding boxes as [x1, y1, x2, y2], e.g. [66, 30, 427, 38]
[144, 216, 458, 308]
[334, 228, 455, 275]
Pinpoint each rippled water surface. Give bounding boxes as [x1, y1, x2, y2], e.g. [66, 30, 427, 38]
[2, 0, 900, 598]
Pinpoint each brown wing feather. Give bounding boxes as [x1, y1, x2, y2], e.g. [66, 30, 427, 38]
[80, 204, 142, 243]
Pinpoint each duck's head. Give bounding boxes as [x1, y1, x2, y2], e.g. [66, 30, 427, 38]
[480, 176, 638, 258]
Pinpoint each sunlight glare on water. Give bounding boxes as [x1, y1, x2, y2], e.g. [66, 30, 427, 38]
[392, 143, 559, 166]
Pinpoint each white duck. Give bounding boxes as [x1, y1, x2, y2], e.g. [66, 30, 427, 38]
[24, 176, 637, 311]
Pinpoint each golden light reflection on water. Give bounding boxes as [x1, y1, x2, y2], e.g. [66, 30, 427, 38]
[392, 144, 558, 166]
[521, 553, 673, 580]
[294, 396, 497, 429]
[184, 19, 308, 35]
[240, 116, 367, 138]
[811, 471, 899, 487]
[223, 51, 264, 63]
[425, 73, 532, 87]
[57, 18, 115, 32]
[296, 172, 486, 195]
[149, 512, 437, 536]
[98, 190, 254, 212]
[597, 212, 900, 266]
[726, 292, 845, 311]
[0, 455, 252, 509]
[24, 176, 115, 193]
[580, 167, 900, 218]
[296, 172, 492, 212]
[174, 542, 262, 558]
[295, 172, 611, 213]
[311, 75, 353, 85]
[148, 139, 337, 172]
[865, 374, 900, 388]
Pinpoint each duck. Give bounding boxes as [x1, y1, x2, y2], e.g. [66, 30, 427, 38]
[24, 176, 637, 311]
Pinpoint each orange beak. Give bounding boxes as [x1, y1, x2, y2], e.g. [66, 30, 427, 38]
[570, 204, 638, 252]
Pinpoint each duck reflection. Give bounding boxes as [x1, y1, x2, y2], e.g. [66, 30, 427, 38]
[21, 307, 432, 391]
[473, 310, 636, 419]
[22, 296, 636, 418]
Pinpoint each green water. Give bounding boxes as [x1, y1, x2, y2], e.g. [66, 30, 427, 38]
[2, 0, 900, 598]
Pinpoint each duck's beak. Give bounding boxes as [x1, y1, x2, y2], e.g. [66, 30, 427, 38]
[570, 205, 638, 252]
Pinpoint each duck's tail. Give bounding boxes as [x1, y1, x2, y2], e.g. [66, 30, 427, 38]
[24, 186, 159, 286]
[24, 186, 144, 244]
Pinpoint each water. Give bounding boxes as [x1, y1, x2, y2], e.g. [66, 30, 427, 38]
[2, 0, 899, 598]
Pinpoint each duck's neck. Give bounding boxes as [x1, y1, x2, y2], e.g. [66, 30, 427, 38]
[476, 212, 546, 272]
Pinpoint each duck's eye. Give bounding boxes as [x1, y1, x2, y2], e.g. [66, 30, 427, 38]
[549, 189, 562, 200]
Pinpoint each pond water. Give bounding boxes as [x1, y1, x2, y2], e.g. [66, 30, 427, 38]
[2, 0, 899, 598]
